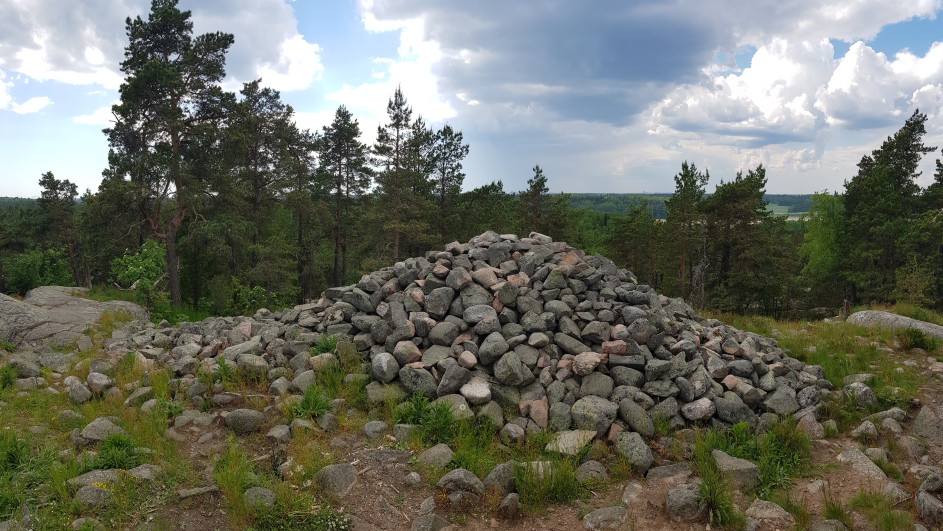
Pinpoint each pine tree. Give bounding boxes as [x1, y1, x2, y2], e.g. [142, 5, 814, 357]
[37, 172, 81, 286]
[105, 0, 235, 308]
[319, 105, 371, 286]
[663, 161, 708, 299]
[373, 86, 413, 263]
[430, 124, 469, 245]
[843, 110, 937, 303]
[520, 164, 549, 233]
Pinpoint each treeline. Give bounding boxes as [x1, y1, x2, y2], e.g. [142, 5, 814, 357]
[1, 0, 941, 320]
[0, 0, 573, 320]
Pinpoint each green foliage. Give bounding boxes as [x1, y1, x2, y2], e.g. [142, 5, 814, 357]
[392, 392, 458, 445]
[822, 487, 852, 528]
[849, 490, 913, 531]
[111, 240, 166, 307]
[894, 255, 935, 306]
[0, 341, 14, 353]
[901, 328, 938, 352]
[217, 358, 235, 383]
[294, 384, 331, 419]
[250, 506, 352, 531]
[872, 458, 904, 482]
[2, 247, 74, 295]
[512, 459, 582, 512]
[312, 335, 338, 355]
[0, 432, 29, 475]
[0, 365, 16, 390]
[691, 417, 810, 499]
[89, 434, 141, 471]
[154, 397, 184, 419]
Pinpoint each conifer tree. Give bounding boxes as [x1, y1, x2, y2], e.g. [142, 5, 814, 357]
[430, 124, 469, 244]
[373, 86, 412, 263]
[663, 161, 708, 299]
[105, 0, 234, 308]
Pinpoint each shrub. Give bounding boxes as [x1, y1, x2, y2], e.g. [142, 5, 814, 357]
[2, 247, 73, 295]
[901, 328, 938, 352]
[110, 240, 166, 308]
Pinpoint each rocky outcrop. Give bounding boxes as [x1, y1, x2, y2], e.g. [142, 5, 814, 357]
[847, 310, 943, 340]
[0, 286, 148, 347]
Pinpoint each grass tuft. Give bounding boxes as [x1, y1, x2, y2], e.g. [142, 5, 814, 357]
[294, 384, 331, 420]
[849, 490, 913, 531]
[0, 365, 16, 390]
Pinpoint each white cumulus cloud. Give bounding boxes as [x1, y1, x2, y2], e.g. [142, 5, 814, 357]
[73, 104, 116, 125]
[12, 97, 52, 114]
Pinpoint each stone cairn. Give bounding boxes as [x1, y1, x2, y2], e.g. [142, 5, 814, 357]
[93, 230, 836, 465]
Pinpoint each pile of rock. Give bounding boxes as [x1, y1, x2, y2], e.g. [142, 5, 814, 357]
[92, 231, 838, 453]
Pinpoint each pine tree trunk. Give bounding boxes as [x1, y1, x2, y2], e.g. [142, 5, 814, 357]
[167, 220, 182, 309]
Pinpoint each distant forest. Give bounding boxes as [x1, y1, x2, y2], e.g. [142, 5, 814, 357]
[568, 193, 813, 219]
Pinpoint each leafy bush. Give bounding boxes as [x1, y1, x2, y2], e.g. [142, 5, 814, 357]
[2, 247, 73, 295]
[155, 397, 184, 419]
[294, 384, 331, 419]
[111, 240, 166, 308]
[91, 434, 141, 471]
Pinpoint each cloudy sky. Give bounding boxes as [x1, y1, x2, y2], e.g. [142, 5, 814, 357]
[3, 0, 943, 197]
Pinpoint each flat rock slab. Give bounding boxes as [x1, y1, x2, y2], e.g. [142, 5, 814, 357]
[545, 429, 596, 455]
[848, 310, 943, 340]
[68, 469, 120, 487]
[836, 447, 887, 479]
[582, 506, 627, 530]
[0, 287, 147, 347]
[646, 461, 692, 482]
[712, 449, 759, 489]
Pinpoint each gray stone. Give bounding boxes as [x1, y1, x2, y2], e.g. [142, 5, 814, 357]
[291, 369, 316, 393]
[646, 461, 692, 482]
[614, 432, 653, 473]
[836, 447, 887, 479]
[437, 365, 471, 397]
[712, 449, 760, 488]
[362, 420, 388, 440]
[745, 499, 794, 523]
[478, 401, 504, 428]
[499, 423, 525, 445]
[436, 468, 484, 496]
[418, 444, 454, 468]
[581, 506, 627, 530]
[844, 382, 876, 408]
[316, 463, 358, 498]
[73, 485, 114, 511]
[69, 384, 92, 404]
[916, 490, 943, 528]
[484, 461, 516, 497]
[545, 430, 596, 455]
[847, 310, 943, 340]
[618, 398, 653, 438]
[570, 396, 618, 435]
[69, 469, 120, 488]
[478, 332, 509, 365]
[243, 487, 276, 509]
[266, 425, 291, 444]
[575, 460, 609, 483]
[665, 483, 704, 522]
[914, 405, 943, 442]
[80, 417, 125, 444]
[411, 514, 450, 531]
[808, 521, 849, 531]
[393, 424, 419, 442]
[764, 386, 799, 415]
[399, 366, 437, 397]
[851, 421, 878, 440]
[497, 493, 520, 519]
[225, 409, 264, 434]
[494, 351, 525, 386]
[681, 397, 716, 421]
[580, 372, 614, 398]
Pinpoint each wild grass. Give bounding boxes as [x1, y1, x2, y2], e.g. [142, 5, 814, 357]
[0, 365, 16, 390]
[311, 335, 339, 356]
[392, 392, 460, 446]
[294, 384, 332, 420]
[848, 490, 914, 531]
[892, 302, 943, 328]
[87, 434, 142, 471]
[512, 458, 582, 512]
[214, 439, 259, 523]
[691, 429, 743, 529]
[822, 485, 853, 528]
[871, 458, 905, 483]
[769, 490, 811, 529]
[0, 340, 14, 353]
[314, 342, 369, 410]
[98, 309, 134, 339]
